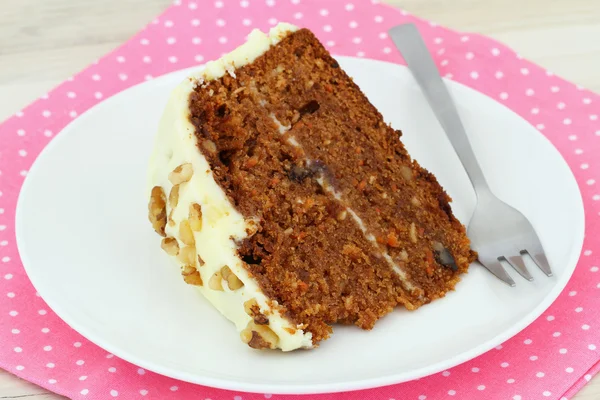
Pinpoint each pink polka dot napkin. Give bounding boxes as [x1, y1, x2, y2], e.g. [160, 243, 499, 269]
[1, 1, 599, 399]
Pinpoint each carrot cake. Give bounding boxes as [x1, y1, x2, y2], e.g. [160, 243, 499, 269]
[147, 23, 476, 351]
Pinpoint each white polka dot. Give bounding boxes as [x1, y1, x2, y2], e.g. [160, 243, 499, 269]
[569, 290, 577, 296]
[219, 37, 228, 44]
[584, 250, 592, 256]
[507, 378, 515, 383]
[418, 396, 426, 400]
[81, 389, 89, 395]
[374, 15, 383, 23]
[477, 385, 485, 390]
[42, 110, 51, 117]
[41, 328, 49, 333]
[559, 348, 567, 354]
[520, 68, 529, 75]
[323, 25, 332, 32]
[266, 0, 275, 6]
[110, 390, 118, 397]
[268, 18, 278, 26]
[188, 1, 197, 9]
[437, 48, 445, 55]
[44, 130, 53, 137]
[543, 391, 551, 397]
[2, 256, 10, 262]
[448, 390, 456, 396]
[46, 363, 55, 368]
[44, 345, 52, 351]
[557, 102, 566, 109]
[80, 375, 87, 380]
[167, 37, 177, 45]
[293, 12, 302, 20]
[9, 310, 17, 316]
[536, 372, 545, 378]
[108, 367, 116, 372]
[501, 362, 509, 368]
[191, 19, 200, 26]
[16, 111, 24, 117]
[525, 88, 535, 96]
[471, 367, 479, 372]
[434, 37, 443, 44]
[17, 129, 25, 136]
[164, 20, 174, 27]
[11, 329, 20, 334]
[195, 55, 204, 63]
[575, 307, 583, 312]
[581, 163, 589, 169]
[138, 368, 145, 375]
[0, 225, 7, 231]
[566, 367, 574, 373]
[14, 347, 22, 353]
[38, 309, 47, 315]
[106, 353, 114, 358]
[591, 114, 598, 120]
[563, 118, 572, 125]
[352, 37, 362, 44]
[553, 331, 561, 337]
[67, 91, 77, 99]
[575, 148, 583, 154]
[513, 396, 521, 400]
[74, 341, 82, 347]
[326, 40, 335, 47]
[442, 371, 450, 377]
[92, 74, 101, 81]
[589, 344, 597, 350]
[170, 386, 178, 391]
[168, 56, 178, 63]
[524, 339, 532, 345]
[7, 292, 14, 298]
[465, 52, 474, 60]
[551, 86, 560, 93]
[440, 60, 449, 66]
[459, 36, 470, 42]
[585, 374, 592, 381]
[491, 48, 500, 56]
[569, 134, 577, 140]
[383, 47, 391, 54]
[530, 355, 538, 361]
[356, 51, 365, 57]
[76, 360, 85, 365]
[495, 71, 504, 79]
[349, 21, 358, 28]
[500, 92, 509, 100]
[345, 3, 354, 11]
[16, 365, 24, 371]
[583, 324, 590, 330]
[319, 9, 329, 16]
[140, 38, 149, 45]
[140, 390, 148, 396]
[591, 265, 598, 271]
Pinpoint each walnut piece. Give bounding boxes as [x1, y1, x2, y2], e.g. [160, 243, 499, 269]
[240, 321, 279, 349]
[168, 163, 193, 185]
[208, 271, 224, 291]
[179, 220, 195, 246]
[189, 203, 203, 231]
[178, 245, 196, 265]
[160, 237, 179, 256]
[182, 265, 203, 286]
[148, 186, 167, 236]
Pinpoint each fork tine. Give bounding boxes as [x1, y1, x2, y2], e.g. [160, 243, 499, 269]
[505, 255, 533, 281]
[478, 257, 515, 287]
[523, 249, 553, 277]
[522, 233, 553, 276]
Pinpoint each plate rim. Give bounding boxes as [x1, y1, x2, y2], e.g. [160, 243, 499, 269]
[15, 55, 586, 394]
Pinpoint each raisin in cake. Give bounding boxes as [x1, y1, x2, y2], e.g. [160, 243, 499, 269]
[147, 23, 476, 351]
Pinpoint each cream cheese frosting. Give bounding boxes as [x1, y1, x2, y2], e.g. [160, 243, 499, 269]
[147, 23, 313, 351]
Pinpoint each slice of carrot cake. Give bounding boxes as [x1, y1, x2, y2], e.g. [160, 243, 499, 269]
[147, 23, 476, 351]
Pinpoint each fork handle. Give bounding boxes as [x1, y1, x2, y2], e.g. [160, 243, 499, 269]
[389, 24, 491, 196]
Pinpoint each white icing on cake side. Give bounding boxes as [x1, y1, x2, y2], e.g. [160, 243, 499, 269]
[147, 23, 313, 351]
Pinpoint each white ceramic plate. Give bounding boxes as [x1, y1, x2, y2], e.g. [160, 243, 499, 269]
[16, 56, 584, 394]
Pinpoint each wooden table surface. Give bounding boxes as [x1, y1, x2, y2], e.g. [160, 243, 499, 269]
[1, 0, 599, 398]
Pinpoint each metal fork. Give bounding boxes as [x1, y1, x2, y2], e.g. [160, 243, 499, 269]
[388, 23, 552, 286]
